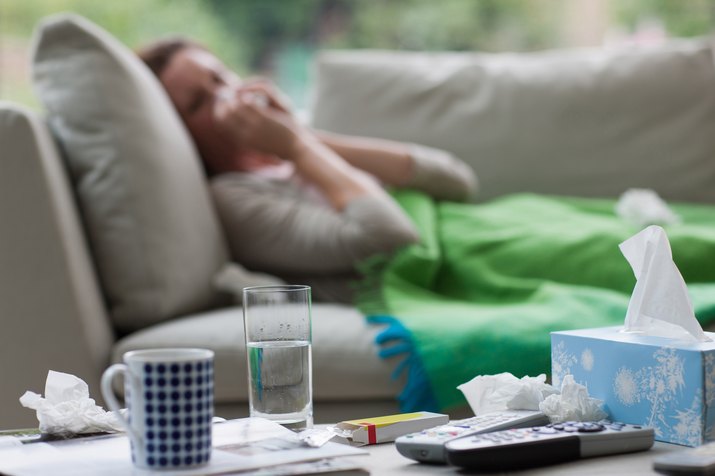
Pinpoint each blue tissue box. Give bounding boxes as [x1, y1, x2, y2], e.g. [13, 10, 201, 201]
[551, 326, 715, 446]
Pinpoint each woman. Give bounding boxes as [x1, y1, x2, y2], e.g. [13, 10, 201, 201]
[139, 38, 477, 302]
[139, 40, 715, 414]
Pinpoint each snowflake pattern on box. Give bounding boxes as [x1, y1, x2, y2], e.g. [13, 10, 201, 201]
[614, 367, 641, 406]
[551, 341, 577, 387]
[672, 390, 705, 447]
[581, 349, 595, 372]
[611, 347, 694, 442]
[706, 353, 715, 440]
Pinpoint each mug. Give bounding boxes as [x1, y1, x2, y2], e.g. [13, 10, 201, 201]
[101, 348, 214, 470]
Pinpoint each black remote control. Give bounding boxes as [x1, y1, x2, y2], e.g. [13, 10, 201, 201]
[445, 420, 654, 471]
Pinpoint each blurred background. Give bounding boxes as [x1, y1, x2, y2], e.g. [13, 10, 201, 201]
[1, 0, 714, 111]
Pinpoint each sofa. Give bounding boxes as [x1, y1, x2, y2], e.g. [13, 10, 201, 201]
[0, 15, 404, 429]
[2, 13, 715, 429]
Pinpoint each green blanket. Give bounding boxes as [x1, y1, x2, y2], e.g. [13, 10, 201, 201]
[355, 192, 715, 412]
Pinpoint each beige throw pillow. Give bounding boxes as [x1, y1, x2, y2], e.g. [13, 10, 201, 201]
[32, 14, 230, 332]
[311, 42, 715, 203]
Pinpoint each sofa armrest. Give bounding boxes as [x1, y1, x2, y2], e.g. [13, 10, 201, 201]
[0, 103, 114, 428]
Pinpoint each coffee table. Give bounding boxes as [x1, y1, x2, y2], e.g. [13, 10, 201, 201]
[356, 440, 681, 475]
[0, 422, 683, 475]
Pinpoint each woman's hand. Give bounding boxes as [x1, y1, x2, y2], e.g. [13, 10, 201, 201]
[213, 87, 311, 159]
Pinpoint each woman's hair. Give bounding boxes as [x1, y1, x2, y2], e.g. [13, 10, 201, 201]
[136, 37, 205, 78]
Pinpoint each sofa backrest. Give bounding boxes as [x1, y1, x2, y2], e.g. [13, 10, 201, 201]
[311, 42, 715, 204]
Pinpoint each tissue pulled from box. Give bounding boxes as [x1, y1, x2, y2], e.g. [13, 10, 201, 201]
[457, 373, 559, 415]
[619, 225, 710, 342]
[615, 188, 680, 228]
[538, 375, 608, 423]
[19, 370, 124, 435]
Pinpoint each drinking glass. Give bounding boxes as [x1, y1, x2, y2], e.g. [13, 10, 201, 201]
[243, 285, 313, 430]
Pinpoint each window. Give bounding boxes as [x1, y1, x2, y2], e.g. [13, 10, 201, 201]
[1, 0, 713, 110]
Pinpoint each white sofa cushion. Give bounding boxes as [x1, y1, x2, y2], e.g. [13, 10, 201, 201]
[311, 42, 715, 203]
[112, 304, 403, 402]
[31, 14, 230, 332]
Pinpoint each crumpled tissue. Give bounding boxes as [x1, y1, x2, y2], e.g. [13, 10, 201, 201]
[615, 188, 680, 228]
[19, 370, 124, 436]
[538, 375, 608, 423]
[458, 372, 607, 422]
[457, 373, 559, 415]
[619, 224, 710, 342]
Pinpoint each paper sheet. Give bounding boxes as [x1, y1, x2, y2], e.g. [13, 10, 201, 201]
[0, 418, 367, 476]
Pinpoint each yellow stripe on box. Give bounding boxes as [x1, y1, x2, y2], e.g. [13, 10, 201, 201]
[343, 412, 426, 428]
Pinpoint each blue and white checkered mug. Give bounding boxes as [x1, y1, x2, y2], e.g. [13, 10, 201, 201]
[101, 348, 214, 470]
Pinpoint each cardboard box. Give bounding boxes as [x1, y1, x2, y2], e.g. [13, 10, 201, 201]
[551, 326, 715, 446]
[335, 411, 448, 445]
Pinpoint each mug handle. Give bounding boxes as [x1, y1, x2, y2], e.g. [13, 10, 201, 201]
[101, 363, 140, 447]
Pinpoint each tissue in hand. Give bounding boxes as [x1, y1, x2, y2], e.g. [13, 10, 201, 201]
[551, 226, 715, 446]
[19, 370, 124, 436]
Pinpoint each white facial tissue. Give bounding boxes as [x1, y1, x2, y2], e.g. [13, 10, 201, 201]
[19, 370, 124, 436]
[457, 373, 559, 415]
[615, 188, 680, 228]
[459, 372, 607, 423]
[619, 225, 710, 342]
[538, 375, 608, 423]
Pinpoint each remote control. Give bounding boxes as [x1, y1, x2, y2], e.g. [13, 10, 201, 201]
[445, 420, 654, 470]
[653, 441, 715, 475]
[395, 410, 549, 463]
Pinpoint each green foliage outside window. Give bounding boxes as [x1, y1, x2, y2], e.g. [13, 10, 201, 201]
[1, 0, 714, 109]
[0, 0, 241, 107]
[613, 0, 715, 37]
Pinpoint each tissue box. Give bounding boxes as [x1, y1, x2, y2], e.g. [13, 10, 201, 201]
[335, 412, 448, 445]
[551, 326, 715, 446]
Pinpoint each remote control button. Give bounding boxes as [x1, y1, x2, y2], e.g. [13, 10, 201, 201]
[563, 426, 579, 432]
[537, 428, 558, 434]
[578, 423, 605, 433]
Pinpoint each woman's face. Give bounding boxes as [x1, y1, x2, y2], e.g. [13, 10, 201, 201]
[159, 47, 242, 173]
